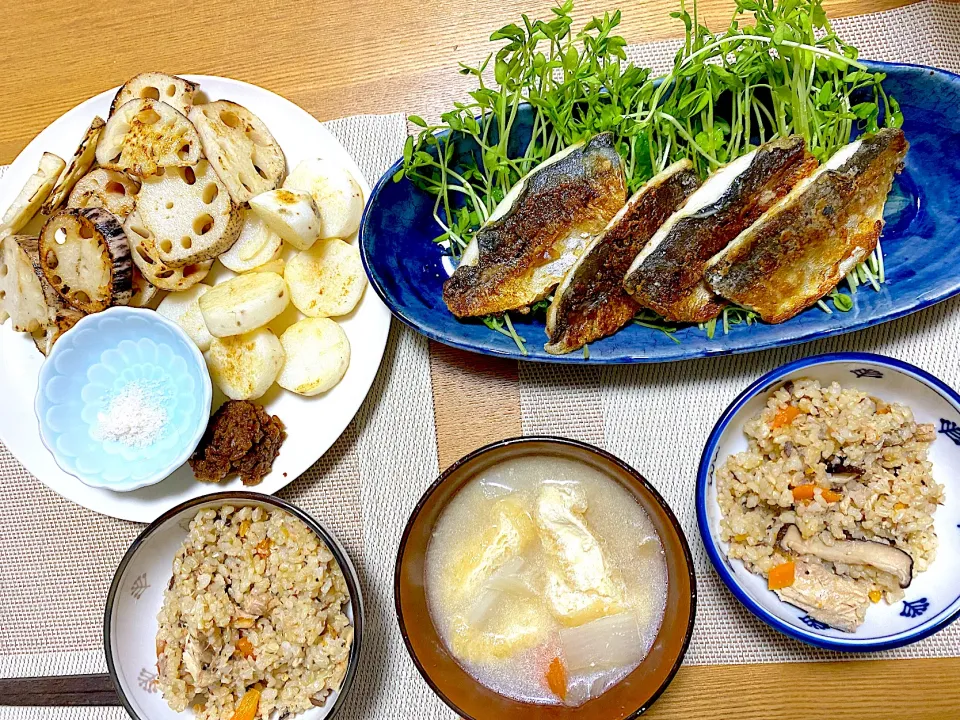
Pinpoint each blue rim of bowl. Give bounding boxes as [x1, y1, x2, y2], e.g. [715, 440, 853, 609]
[359, 61, 960, 365]
[395, 435, 697, 719]
[33, 307, 212, 492]
[103, 491, 364, 720]
[695, 351, 960, 651]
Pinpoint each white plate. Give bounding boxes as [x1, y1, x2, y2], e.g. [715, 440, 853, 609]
[0, 76, 391, 522]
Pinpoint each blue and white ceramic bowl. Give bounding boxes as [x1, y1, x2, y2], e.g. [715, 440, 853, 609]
[697, 352, 960, 651]
[35, 307, 212, 492]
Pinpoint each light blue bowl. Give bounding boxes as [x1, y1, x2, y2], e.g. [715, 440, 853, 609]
[697, 352, 960, 651]
[35, 307, 212, 492]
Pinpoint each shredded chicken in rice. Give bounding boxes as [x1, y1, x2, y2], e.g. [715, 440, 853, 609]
[156, 505, 353, 719]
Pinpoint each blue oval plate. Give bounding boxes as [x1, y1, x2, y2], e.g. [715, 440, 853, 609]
[361, 61, 960, 364]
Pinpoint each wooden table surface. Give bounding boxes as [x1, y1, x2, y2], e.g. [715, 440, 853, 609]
[3, 0, 959, 718]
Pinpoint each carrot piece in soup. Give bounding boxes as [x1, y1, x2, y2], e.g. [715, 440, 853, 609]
[546, 656, 567, 701]
[791, 485, 816, 501]
[772, 405, 802, 429]
[768, 561, 796, 590]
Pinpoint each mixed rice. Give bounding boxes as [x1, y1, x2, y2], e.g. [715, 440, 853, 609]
[156, 505, 354, 720]
[716, 378, 943, 629]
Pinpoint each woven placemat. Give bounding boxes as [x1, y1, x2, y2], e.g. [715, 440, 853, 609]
[522, 0, 960, 667]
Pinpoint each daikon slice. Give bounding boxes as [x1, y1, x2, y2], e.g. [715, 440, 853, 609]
[559, 612, 643, 673]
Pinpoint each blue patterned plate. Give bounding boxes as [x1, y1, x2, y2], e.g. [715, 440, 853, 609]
[361, 62, 960, 363]
[696, 352, 960, 651]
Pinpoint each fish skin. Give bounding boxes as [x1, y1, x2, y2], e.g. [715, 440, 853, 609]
[705, 128, 909, 323]
[442, 133, 626, 318]
[624, 135, 818, 323]
[544, 160, 700, 354]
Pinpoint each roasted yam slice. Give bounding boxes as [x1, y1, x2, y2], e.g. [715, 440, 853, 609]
[41, 117, 105, 214]
[97, 99, 201, 177]
[39, 208, 132, 312]
[624, 136, 817, 323]
[443, 133, 626, 318]
[137, 160, 242, 267]
[0, 236, 49, 332]
[67, 168, 140, 218]
[125, 211, 213, 292]
[0, 153, 66, 240]
[545, 160, 701, 354]
[205, 328, 285, 400]
[110, 72, 199, 117]
[217, 209, 283, 273]
[705, 129, 909, 323]
[188, 101, 286, 203]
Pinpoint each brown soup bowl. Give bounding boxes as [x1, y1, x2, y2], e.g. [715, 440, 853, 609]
[395, 436, 696, 719]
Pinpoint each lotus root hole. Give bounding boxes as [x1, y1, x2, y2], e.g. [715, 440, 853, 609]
[131, 225, 150, 241]
[193, 214, 214, 236]
[51, 275, 62, 286]
[182, 167, 197, 185]
[54, 228, 68, 245]
[220, 111, 241, 129]
[157, 269, 174, 279]
[79, 224, 94, 240]
[185, 264, 202, 276]
[254, 165, 268, 180]
[180, 236, 192, 249]
[246, 128, 269, 146]
[44, 250, 59, 269]
[202, 184, 219, 204]
[0, 290, 5, 300]
[135, 246, 155, 265]
[0, 262, 7, 278]
[137, 108, 162, 125]
[165, 201, 175, 210]
[177, 144, 192, 161]
[141, 87, 160, 101]
[165, 84, 177, 97]
[239, 177, 253, 193]
[159, 239, 173, 253]
[105, 181, 127, 195]
[74, 291, 90, 305]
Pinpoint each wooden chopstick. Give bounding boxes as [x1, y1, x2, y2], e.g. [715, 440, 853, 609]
[0, 674, 120, 706]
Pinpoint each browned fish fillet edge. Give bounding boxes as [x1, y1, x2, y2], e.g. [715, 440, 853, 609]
[441, 133, 626, 318]
[543, 159, 700, 355]
[623, 135, 818, 323]
[704, 128, 908, 324]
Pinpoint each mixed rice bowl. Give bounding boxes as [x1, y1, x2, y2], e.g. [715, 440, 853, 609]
[715, 378, 943, 632]
[155, 504, 354, 720]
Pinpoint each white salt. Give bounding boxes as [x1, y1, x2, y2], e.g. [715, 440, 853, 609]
[92, 380, 169, 448]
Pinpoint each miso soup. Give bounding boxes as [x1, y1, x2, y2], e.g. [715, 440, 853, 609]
[425, 454, 667, 707]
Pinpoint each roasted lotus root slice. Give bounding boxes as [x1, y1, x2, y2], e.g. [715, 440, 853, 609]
[41, 116, 106, 215]
[67, 168, 141, 219]
[125, 211, 212, 292]
[136, 160, 243, 268]
[109, 72, 199, 117]
[188, 100, 286, 203]
[96, 98, 201, 177]
[39, 207, 132, 313]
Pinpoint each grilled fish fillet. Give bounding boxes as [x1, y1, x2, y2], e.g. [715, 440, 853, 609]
[623, 136, 817, 323]
[704, 128, 908, 323]
[544, 160, 700, 354]
[442, 133, 626, 318]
